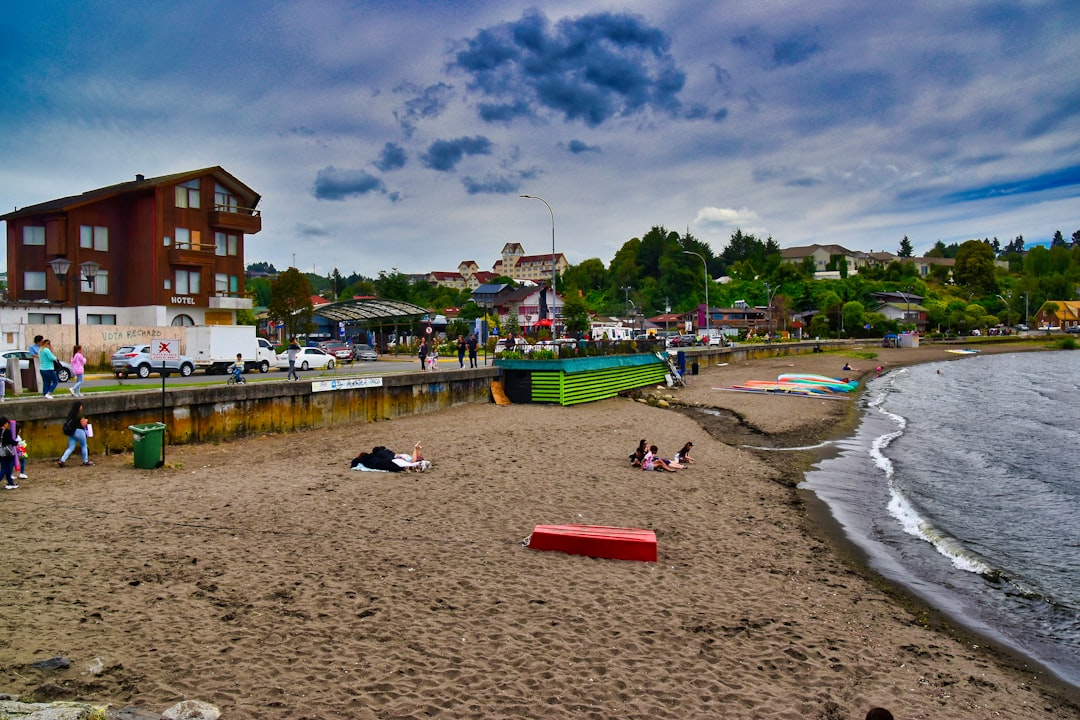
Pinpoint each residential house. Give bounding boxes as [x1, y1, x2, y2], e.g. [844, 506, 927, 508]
[2, 167, 261, 329]
[872, 291, 927, 332]
[1034, 300, 1080, 330]
[471, 282, 560, 334]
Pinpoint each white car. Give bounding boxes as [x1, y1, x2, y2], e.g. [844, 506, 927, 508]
[0, 350, 73, 382]
[275, 347, 336, 371]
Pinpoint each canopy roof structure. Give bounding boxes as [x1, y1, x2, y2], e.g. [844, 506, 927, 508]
[313, 298, 429, 324]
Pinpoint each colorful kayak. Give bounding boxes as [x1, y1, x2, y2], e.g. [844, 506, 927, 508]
[776, 373, 858, 392]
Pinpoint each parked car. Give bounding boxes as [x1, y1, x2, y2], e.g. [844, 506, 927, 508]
[111, 344, 195, 378]
[351, 343, 378, 361]
[1066, 325, 1080, 334]
[275, 346, 336, 370]
[319, 341, 353, 361]
[0, 350, 73, 382]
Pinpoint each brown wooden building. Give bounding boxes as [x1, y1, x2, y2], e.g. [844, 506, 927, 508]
[1, 167, 261, 327]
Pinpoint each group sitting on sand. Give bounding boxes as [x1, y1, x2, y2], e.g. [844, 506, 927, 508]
[351, 442, 431, 472]
[629, 439, 694, 472]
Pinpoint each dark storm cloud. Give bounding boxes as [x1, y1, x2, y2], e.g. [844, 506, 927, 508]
[462, 166, 539, 194]
[394, 82, 454, 135]
[375, 143, 407, 172]
[420, 136, 493, 172]
[478, 100, 533, 122]
[567, 139, 600, 154]
[451, 9, 688, 127]
[313, 166, 387, 200]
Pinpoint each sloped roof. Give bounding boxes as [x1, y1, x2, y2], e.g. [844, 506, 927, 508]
[1, 166, 260, 221]
[313, 298, 428, 323]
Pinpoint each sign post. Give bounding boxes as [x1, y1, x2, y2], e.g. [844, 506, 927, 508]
[150, 339, 180, 467]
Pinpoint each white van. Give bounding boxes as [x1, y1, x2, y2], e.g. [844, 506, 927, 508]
[589, 324, 634, 341]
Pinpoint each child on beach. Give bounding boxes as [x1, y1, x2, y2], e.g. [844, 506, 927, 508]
[0, 416, 19, 489]
[675, 441, 695, 465]
[642, 445, 678, 472]
[14, 434, 28, 480]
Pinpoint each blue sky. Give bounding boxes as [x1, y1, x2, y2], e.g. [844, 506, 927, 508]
[2, 0, 1079, 276]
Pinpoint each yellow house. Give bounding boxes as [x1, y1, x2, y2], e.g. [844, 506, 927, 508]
[1034, 300, 1080, 330]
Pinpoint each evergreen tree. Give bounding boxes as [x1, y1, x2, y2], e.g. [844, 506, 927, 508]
[898, 235, 914, 257]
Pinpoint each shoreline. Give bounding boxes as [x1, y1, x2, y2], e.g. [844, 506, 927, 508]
[3, 340, 1079, 718]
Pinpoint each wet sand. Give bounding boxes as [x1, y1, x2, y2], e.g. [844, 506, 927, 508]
[2, 341, 1077, 719]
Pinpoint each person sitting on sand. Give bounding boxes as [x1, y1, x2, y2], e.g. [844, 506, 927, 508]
[675, 441, 695, 465]
[629, 438, 647, 467]
[642, 445, 677, 472]
[842, 362, 853, 371]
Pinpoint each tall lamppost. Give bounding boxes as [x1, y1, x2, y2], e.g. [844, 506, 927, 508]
[764, 282, 779, 336]
[519, 194, 556, 332]
[996, 293, 1011, 328]
[682, 251, 708, 333]
[48, 258, 101, 348]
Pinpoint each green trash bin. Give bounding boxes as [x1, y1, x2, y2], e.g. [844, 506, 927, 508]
[129, 422, 166, 469]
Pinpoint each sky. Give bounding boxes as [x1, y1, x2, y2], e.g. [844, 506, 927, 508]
[2, 0, 1079, 278]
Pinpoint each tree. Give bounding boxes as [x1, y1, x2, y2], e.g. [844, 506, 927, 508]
[268, 268, 314, 339]
[953, 240, 998, 296]
[1051, 230, 1067, 248]
[1072, 230, 1080, 248]
[898, 235, 914, 257]
[560, 293, 591, 336]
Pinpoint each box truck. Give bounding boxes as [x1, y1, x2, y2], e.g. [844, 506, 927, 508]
[184, 326, 277, 374]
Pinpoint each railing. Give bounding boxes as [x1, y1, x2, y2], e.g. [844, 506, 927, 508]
[213, 203, 260, 217]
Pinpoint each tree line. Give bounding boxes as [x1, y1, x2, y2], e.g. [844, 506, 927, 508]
[246, 225, 1080, 340]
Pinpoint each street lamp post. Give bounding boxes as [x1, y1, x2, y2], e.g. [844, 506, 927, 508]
[996, 293, 1011, 328]
[48, 258, 101, 348]
[764, 282, 779, 337]
[682, 251, 709, 333]
[519, 195, 556, 333]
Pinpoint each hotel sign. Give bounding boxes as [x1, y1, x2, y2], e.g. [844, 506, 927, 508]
[171, 296, 196, 305]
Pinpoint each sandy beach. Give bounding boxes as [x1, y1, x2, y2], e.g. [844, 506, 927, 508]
[2, 342, 1078, 719]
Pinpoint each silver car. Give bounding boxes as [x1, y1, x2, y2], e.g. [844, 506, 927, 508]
[351, 344, 378, 361]
[111, 344, 195, 378]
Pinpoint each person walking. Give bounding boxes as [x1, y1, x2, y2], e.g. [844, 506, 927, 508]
[456, 335, 466, 368]
[417, 337, 428, 371]
[467, 333, 478, 368]
[69, 344, 86, 397]
[38, 339, 60, 399]
[57, 400, 92, 467]
[286, 337, 301, 381]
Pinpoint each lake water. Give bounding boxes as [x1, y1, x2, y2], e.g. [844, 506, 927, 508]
[801, 349, 1080, 688]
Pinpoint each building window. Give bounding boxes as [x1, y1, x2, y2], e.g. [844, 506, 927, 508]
[28, 312, 61, 324]
[230, 275, 239, 293]
[174, 228, 201, 250]
[163, 278, 171, 290]
[23, 226, 45, 246]
[23, 271, 46, 291]
[215, 273, 228, 293]
[175, 269, 200, 295]
[92, 270, 109, 295]
[86, 314, 117, 325]
[215, 232, 227, 256]
[176, 179, 200, 209]
[228, 234, 238, 256]
[215, 183, 238, 210]
[171, 314, 196, 326]
[80, 225, 108, 251]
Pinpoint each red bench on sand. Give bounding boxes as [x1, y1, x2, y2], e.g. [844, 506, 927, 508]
[526, 524, 657, 562]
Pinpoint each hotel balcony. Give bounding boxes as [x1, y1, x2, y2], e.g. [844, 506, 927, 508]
[208, 204, 262, 234]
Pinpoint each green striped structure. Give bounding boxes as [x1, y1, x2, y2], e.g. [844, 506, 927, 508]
[495, 353, 670, 405]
